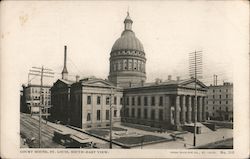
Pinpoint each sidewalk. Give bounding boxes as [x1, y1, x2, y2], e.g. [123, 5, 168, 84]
[114, 122, 233, 149]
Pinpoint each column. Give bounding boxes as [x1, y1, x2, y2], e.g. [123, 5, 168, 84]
[187, 96, 192, 123]
[192, 96, 197, 123]
[180, 95, 186, 124]
[175, 95, 180, 125]
[197, 97, 202, 122]
[202, 97, 206, 121]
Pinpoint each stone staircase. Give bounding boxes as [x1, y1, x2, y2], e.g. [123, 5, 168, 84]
[183, 122, 213, 134]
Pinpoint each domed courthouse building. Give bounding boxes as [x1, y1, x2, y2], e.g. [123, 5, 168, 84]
[51, 12, 207, 131]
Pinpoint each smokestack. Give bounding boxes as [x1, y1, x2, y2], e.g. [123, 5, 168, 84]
[62, 45, 68, 80]
[64, 46, 67, 68]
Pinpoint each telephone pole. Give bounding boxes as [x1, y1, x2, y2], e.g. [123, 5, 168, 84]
[109, 87, 113, 149]
[189, 50, 202, 147]
[29, 66, 54, 148]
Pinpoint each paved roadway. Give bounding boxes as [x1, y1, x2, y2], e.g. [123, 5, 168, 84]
[20, 113, 64, 148]
[22, 113, 112, 148]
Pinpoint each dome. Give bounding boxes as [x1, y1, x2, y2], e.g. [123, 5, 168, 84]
[111, 30, 144, 52]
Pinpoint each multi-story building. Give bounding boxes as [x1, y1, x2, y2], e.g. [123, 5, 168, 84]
[69, 78, 123, 128]
[123, 78, 207, 130]
[22, 84, 51, 116]
[51, 12, 208, 131]
[50, 46, 123, 128]
[205, 82, 233, 121]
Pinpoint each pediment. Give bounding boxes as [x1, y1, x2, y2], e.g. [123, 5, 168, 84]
[85, 80, 114, 87]
[53, 79, 72, 88]
[183, 82, 203, 88]
[179, 79, 207, 89]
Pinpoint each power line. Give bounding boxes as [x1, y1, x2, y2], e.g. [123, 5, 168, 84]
[29, 66, 54, 148]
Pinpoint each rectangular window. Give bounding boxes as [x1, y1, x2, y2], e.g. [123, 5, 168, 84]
[213, 101, 215, 104]
[132, 108, 135, 117]
[213, 106, 215, 110]
[114, 110, 117, 117]
[159, 109, 163, 121]
[226, 107, 228, 112]
[97, 96, 101, 105]
[220, 101, 221, 104]
[219, 95, 221, 99]
[126, 97, 129, 105]
[144, 97, 148, 106]
[159, 96, 163, 106]
[106, 97, 110, 105]
[144, 109, 148, 119]
[226, 101, 228, 104]
[126, 108, 129, 117]
[123, 59, 127, 70]
[106, 110, 109, 120]
[137, 108, 141, 119]
[120, 97, 123, 105]
[114, 96, 117, 105]
[213, 95, 215, 99]
[87, 96, 91, 104]
[87, 113, 91, 121]
[151, 96, 155, 106]
[132, 97, 135, 106]
[138, 96, 141, 106]
[213, 89, 215, 93]
[97, 110, 101, 121]
[226, 94, 228, 98]
[151, 109, 155, 120]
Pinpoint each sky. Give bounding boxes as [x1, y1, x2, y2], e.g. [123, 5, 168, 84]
[1, 1, 249, 87]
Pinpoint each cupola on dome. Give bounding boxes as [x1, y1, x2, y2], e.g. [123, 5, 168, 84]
[111, 12, 144, 52]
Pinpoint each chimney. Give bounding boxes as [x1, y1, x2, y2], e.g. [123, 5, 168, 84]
[155, 78, 162, 85]
[129, 81, 132, 87]
[76, 75, 80, 82]
[168, 75, 172, 80]
[141, 80, 145, 86]
[177, 76, 180, 81]
[62, 45, 68, 80]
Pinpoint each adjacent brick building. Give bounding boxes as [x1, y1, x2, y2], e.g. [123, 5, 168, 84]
[205, 82, 233, 121]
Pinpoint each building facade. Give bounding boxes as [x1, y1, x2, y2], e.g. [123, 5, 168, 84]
[70, 78, 123, 128]
[50, 79, 73, 124]
[123, 78, 207, 130]
[205, 82, 233, 121]
[22, 84, 51, 116]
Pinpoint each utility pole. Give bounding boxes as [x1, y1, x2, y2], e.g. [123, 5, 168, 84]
[29, 66, 54, 148]
[109, 87, 113, 149]
[189, 50, 202, 147]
